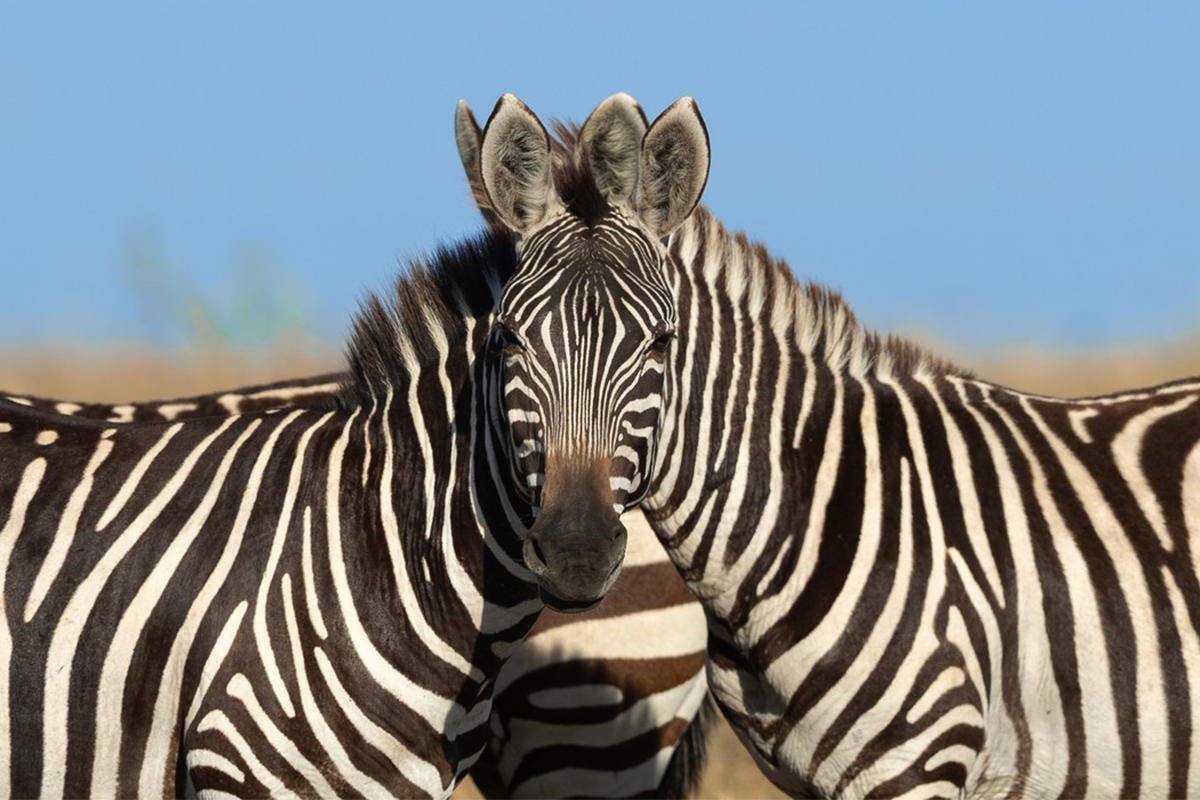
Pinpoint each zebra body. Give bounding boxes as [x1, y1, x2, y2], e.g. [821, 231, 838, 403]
[6, 376, 713, 798]
[642, 204, 1200, 798]
[0, 232, 554, 798]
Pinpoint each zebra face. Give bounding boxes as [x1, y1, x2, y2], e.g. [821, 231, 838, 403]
[479, 92, 709, 611]
[492, 214, 677, 609]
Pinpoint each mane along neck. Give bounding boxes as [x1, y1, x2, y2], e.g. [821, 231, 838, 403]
[671, 206, 965, 381]
[337, 228, 517, 409]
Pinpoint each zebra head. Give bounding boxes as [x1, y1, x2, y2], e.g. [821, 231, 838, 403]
[478, 93, 709, 611]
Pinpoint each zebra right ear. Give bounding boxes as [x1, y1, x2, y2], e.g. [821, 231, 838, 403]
[635, 97, 710, 238]
[581, 93, 648, 205]
[479, 94, 563, 234]
[454, 100, 504, 231]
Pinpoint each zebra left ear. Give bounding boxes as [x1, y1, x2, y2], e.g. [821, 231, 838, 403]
[454, 100, 504, 231]
[479, 94, 563, 234]
[582, 93, 649, 205]
[635, 97, 710, 238]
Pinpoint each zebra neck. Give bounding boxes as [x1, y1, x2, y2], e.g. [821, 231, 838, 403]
[645, 208, 953, 616]
[360, 378, 539, 643]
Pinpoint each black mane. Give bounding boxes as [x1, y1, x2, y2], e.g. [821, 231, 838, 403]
[337, 227, 517, 408]
[548, 121, 611, 228]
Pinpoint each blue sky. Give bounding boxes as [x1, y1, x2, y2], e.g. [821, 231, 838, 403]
[1, 4, 1198, 350]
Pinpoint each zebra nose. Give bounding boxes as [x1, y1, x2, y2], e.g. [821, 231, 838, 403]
[522, 521, 628, 611]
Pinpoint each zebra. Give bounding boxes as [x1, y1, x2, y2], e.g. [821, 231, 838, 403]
[453, 96, 714, 797]
[2, 234, 551, 798]
[522, 96, 1200, 797]
[0, 92, 709, 798]
[0, 95, 717, 800]
[5, 371, 712, 799]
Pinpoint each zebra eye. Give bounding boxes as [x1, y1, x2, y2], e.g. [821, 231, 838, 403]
[494, 325, 525, 357]
[645, 332, 674, 361]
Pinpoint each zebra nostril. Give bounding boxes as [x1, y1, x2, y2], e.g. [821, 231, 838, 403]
[523, 535, 549, 576]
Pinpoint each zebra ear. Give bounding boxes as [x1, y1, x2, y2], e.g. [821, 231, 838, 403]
[455, 100, 504, 231]
[635, 97, 710, 238]
[581, 92, 648, 205]
[479, 94, 561, 234]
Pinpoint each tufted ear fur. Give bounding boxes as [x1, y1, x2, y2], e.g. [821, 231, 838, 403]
[454, 100, 503, 230]
[581, 93, 648, 205]
[479, 94, 562, 234]
[635, 97, 710, 238]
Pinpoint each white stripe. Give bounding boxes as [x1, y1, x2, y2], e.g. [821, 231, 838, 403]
[158, 402, 198, 421]
[1163, 566, 1200, 797]
[139, 411, 307, 796]
[324, 411, 464, 729]
[788, 457, 912, 782]
[1112, 395, 1197, 552]
[507, 671, 708, 799]
[254, 413, 332, 720]
[951, 377, 1069, 798]
[946, 555, 1013, 788]
[764, 376, 874, 688]
[1021, 394, 1167, 795]
[1068, 407, 1099, 443]
[0, 457, 47, 798]
[495, 601, 707, 697]
[281, 573, 391, 796]
[184, 601, 249, 732]
[862, 705, 983, 796]
[377, 387, 482, 679]
[225, 672, 338, 797]
[107, 404, 135, 423]
[93, 419, 262, 797]
[312, 647, 447, 797]
[97, 422, 183, 530]
[41, 417, 235, 798]
[919, 374, 1004, 606]
[301, 505, 329, 640]
[1186, 440, 1200, 597]
[25, 436, 115, 620]
[906, 666, 966, 724]
[195, 710, 289, 796]
[767, 373, 842, 607]
[186, 749, 245, 784]
[216, 382, 340, 415]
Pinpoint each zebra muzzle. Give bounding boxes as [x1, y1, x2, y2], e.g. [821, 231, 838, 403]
[522, 522, 627, 612]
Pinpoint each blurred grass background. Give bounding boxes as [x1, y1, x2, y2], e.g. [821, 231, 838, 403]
[2, 253, 1198, 798]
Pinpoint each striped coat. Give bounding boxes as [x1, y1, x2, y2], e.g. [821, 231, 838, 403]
[0, 233, 554, 798]
[644, 204, 1200, 798]
[5, 375, 712, 799]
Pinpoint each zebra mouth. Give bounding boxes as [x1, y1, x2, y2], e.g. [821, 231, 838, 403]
[538, 587, 602, 613]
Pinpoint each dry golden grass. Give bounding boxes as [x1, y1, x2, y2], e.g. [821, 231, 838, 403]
[0, 345, 340, 403]
[3, 335, 1198, 799]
